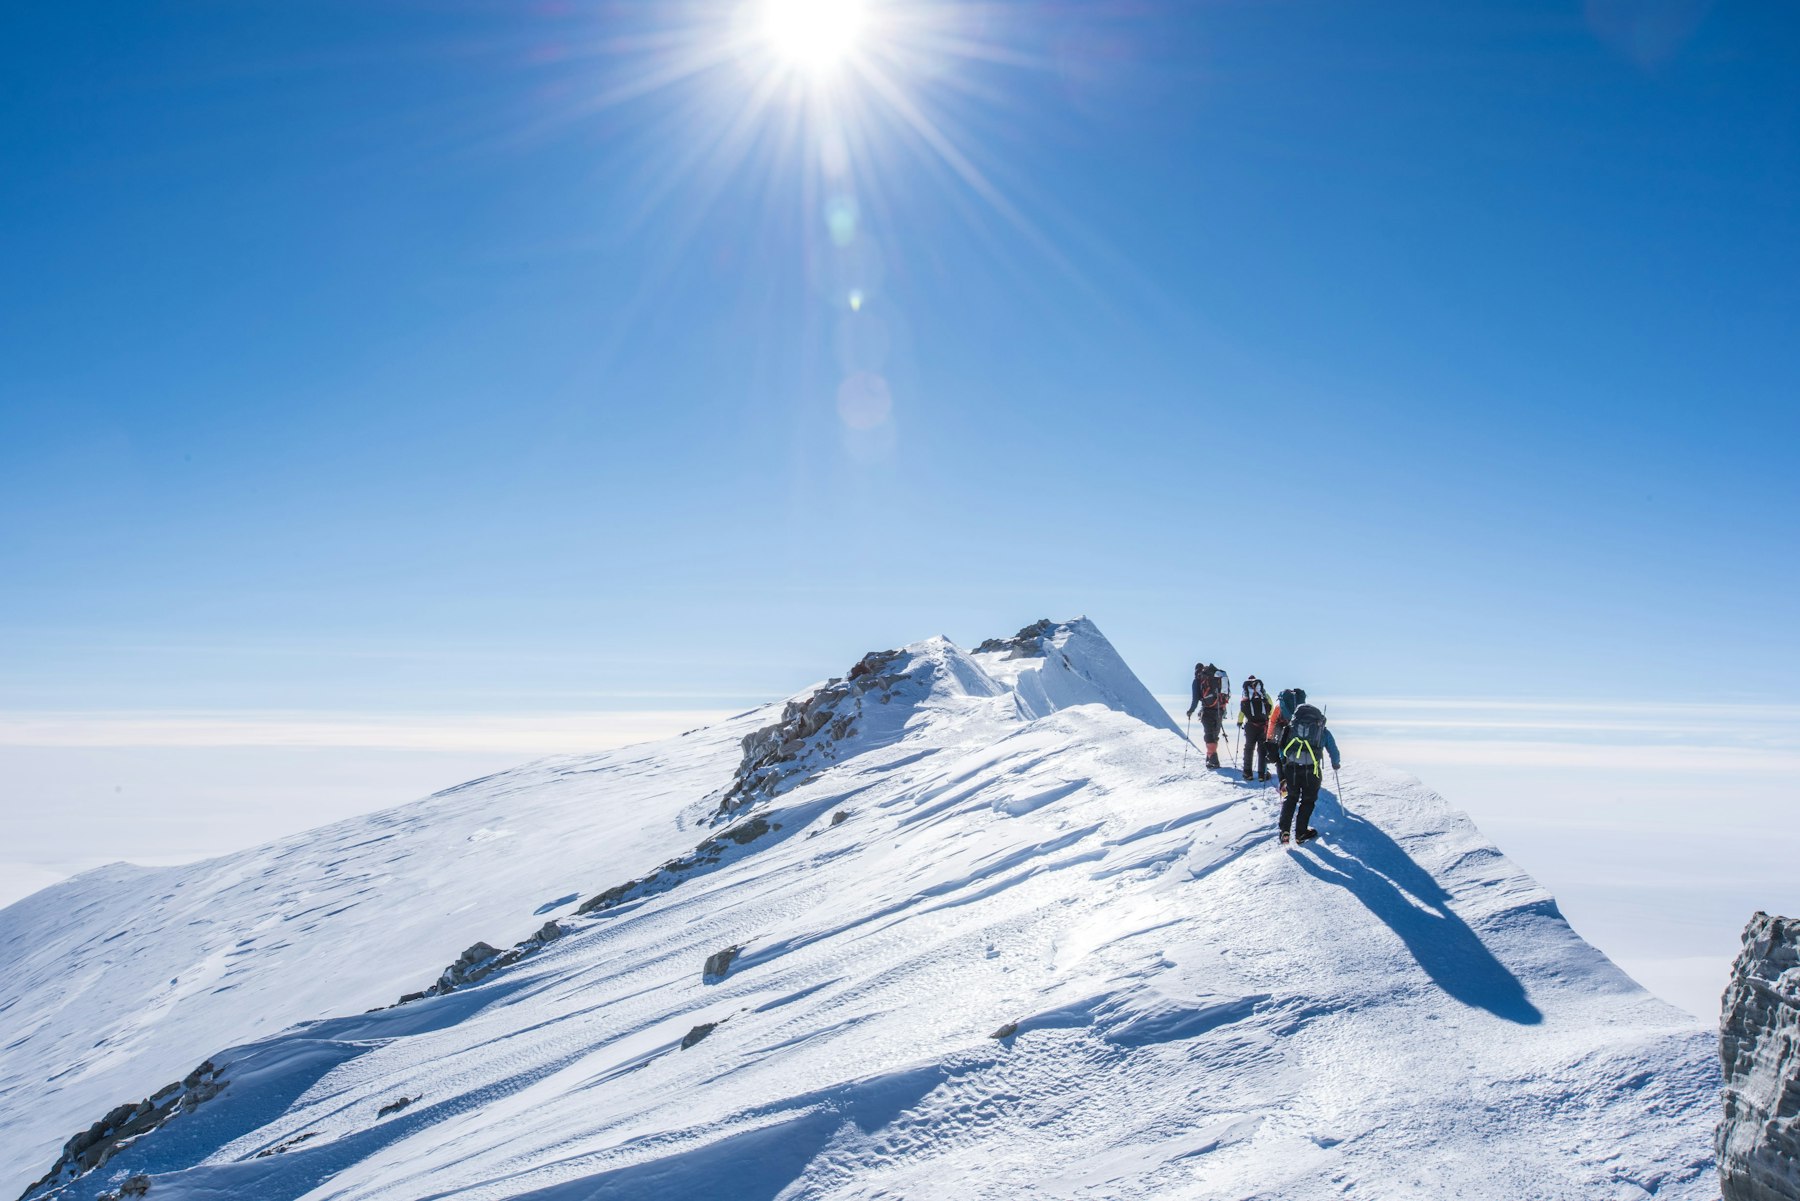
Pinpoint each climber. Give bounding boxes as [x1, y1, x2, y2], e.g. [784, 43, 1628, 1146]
[1186, 662, 1231, 769]
[1267, 685, 1305, 792]
[1237, 676, 1273, 782]
[1273, 697, 1340, 846]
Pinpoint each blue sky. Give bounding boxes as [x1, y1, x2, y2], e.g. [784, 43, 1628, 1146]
[3, 0, 1800, 1017]
[4, 0, 1798, 716]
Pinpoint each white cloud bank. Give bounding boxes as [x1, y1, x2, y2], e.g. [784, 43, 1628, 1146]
[3, 698, 1796, 1021]
[0, 710, 733, 753]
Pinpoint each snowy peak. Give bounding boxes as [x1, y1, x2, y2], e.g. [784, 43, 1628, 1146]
[972, 617, 1182, 736]
[715, 636, 1003, 816]
[718, 619, 1171, 816]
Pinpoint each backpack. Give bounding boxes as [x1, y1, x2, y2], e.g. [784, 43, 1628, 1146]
[1284, 703, 1327, 767]
[1243, 678, 1271, 722]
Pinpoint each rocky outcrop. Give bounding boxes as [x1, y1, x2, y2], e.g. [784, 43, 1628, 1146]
[253, 1130, 320, 1158]
[20, 1061, 224, 1199]
[703, 946, 740, 983]
[973, 618, 1055, 659]
[574, 814, 779, 918]
[393, 920, 566, 1007]
[1718, 911, 1800, 1201]
[716, 648, 909, 816]
[376, 1096, 417, 1119]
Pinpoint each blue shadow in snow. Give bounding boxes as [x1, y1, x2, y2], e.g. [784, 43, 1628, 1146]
[1290, 802, 1543, 1025]
[499, 1063, 954, 1201]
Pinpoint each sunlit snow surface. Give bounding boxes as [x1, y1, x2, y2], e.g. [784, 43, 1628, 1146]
[1, 622, 1717, 1200]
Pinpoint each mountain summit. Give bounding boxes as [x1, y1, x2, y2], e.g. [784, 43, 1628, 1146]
[2, 619, 1718, 1200]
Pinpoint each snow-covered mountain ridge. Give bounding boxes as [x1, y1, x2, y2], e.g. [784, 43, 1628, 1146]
[1, 619, 1719, 1199]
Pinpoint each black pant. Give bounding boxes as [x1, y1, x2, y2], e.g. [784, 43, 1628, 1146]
[1242, 728, 1267, 777]
[1280, 764, 1321, 836]
[1200, 709, 1223, 743]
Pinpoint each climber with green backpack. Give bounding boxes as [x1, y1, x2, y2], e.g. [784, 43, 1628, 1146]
[1269, 692, 1341, 846]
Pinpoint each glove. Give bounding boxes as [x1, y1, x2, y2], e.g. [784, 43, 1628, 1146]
[1185, 707, 1195, 718]
[1236, 714, 1245, 728]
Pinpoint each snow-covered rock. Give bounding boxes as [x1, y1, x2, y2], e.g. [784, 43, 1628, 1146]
[1718, 911, 1800, 1201]
[1, 619, 1720, 1200]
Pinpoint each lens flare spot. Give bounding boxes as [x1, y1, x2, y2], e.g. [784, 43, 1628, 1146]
[837, 371, 892, 429]
[826, 195, 859, 247]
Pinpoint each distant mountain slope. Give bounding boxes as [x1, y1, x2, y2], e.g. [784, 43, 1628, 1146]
[4, 620, 1719, 1200]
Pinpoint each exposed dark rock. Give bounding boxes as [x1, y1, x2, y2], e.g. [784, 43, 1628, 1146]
[830, 810, 850, 828]
[436, 942, 504, 993]
[119, 1176, 151, 1197]
[575, 818, 779, 921]
[1719, 911, 1800, 1201]
[254, 1130, 320, 1158]
[703, 946, 740, 983]
[989, 1021, 1020, 1040]
[377, 1096, 416, 1119]
[576, 879, 639, 915]
[387, 919, 568, 1009]
[680, 1022, 719, 1050]
[973, 619, 1055, 659]
[717, 648, 908, 817]
[719, 816, 771, 846]
[19, 1059, 225, 1199]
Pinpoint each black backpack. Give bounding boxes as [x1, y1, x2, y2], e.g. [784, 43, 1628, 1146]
[1284, 703, 1327, 767]
[1243, 679, 1271, 722]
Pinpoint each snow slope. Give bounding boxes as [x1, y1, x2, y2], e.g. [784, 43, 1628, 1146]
[2, 619, 1719, 1200]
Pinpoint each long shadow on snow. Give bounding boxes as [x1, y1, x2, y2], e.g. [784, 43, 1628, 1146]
[1290, 808, 1542, 1025]
[461, 1062, 956, 1201]
[39, 975, 545, 1197]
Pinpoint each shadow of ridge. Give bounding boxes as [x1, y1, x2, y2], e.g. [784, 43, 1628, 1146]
[1291, 832, 1543, 1026]
[17, 973, 545, 1196]
[494, 1062, 954, 1201]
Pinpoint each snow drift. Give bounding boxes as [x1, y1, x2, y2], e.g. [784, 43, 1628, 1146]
[0, 618, 1720, 1200]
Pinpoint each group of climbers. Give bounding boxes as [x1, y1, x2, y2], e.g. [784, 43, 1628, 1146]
[1187, 663, 1342, 847]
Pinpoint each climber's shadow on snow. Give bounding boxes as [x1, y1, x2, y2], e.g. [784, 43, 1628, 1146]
[1292, 801, 1543, 1025]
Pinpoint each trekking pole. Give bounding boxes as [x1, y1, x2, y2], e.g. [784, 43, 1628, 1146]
[1183, 714, 1193, 765]
[1332, 764, 1349, 821]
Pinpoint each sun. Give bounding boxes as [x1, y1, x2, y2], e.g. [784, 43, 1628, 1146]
[759, 0, 869, 74]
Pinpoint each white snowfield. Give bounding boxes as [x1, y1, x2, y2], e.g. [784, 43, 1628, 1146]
[0, 620, 1720, 1200]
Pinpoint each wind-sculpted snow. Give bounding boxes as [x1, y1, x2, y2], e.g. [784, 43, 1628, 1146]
[974, 616, 1182, 736]
[2, 619, 1720, 1200]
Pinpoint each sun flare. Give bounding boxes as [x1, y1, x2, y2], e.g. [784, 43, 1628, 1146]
[759, 0, 868, 74]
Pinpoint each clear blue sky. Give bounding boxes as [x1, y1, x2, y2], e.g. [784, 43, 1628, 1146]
[4, 0, 1796, 715]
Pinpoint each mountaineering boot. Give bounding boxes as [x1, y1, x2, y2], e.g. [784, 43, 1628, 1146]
[1205, 749, 1220, 768]
[1296, 828, 1319, 845]
[1259, 769, 1271, 781]
[1279, 831, 1291, 846]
